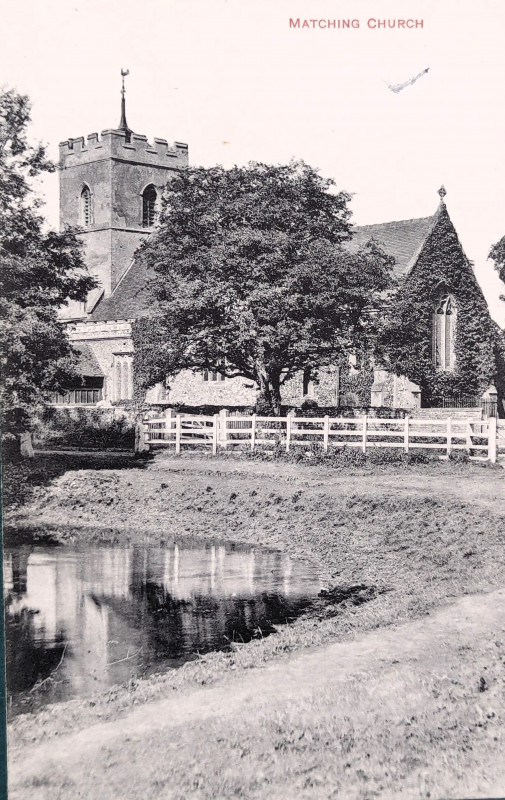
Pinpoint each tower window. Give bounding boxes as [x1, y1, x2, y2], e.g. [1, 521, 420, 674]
[432, 296, 456, 371]
[81, 185, 92, 227]
[142, 184, 157, 228]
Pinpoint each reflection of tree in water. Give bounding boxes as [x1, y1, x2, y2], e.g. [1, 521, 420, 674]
[10, 548, 29, 596]
[4, 600, 66, 702]
[4, 542, 320, 715]
[96, 581, 313, 663]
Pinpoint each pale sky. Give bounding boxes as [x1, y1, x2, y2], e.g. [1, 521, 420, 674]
[1, 0, 504, 324]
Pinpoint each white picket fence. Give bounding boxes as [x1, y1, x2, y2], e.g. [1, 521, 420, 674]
[143, 411, 498, 462]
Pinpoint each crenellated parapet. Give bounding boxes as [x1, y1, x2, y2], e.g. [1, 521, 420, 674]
[59, 129, 189, 168]
[67, 319, 133, 341]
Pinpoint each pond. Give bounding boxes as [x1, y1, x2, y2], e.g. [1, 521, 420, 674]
[3, 540, 323, 715]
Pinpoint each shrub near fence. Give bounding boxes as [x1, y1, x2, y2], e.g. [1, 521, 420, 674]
[33, 407, 135, 450]
[143, 412, 497, 462]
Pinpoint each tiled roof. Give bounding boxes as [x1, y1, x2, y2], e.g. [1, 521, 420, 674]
[90, 210, 441, 322]
[347, 213, 439, 278]
[89, 260, 156, 322]
[73, 342, 104, 377]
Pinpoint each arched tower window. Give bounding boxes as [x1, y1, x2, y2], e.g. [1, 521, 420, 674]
[433, 296, 456, 371]
[142, 184, 157, 228]
[81, 185, 92, 227]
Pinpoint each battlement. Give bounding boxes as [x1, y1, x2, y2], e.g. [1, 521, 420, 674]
[59, 129, 189, 167]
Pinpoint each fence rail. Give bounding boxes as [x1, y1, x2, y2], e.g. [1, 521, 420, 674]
[143, 412, 498, 462]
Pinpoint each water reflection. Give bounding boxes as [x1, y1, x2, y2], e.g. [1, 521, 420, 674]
[3, 541, 322, 714]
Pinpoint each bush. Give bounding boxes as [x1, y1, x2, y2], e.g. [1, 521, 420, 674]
[293, 406, 410, 419]
[170, 404, 255, 416]
[449, 449, 470, 463]
[238, 443, 450, 469]
[405, 450, 440, 464]
[366, 447, 407, 465]
[328, 447, 367, 467]
[32, 407, 135, 450]
[1, 432, 20, 462]
[300, 398, 319, 411]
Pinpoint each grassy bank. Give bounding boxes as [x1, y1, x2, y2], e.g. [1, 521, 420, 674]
[10, 589, 505, 800]
[5, 451, 505, 744]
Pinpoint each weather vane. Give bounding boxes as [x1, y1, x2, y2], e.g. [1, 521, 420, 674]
[119, 68, 131, 135]
[121, 68, 129, 96]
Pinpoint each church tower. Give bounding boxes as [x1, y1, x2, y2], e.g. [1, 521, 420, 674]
[58, 71, 188, 313]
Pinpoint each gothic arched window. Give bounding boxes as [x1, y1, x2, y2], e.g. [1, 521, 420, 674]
[81, 185, 92, 227]
[433, 296, 456, 371]
[142, 184, 157, 228]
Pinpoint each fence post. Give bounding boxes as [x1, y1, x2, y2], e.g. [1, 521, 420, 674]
[404, 415, 410, 454]
[323, 415, 329, 452]
[446, 417, 452, 459]
[362, 415, 367, 454]
[165, 407, 174, 444]
[466, 421, 472, 456]
[135, 414, 150, 455]
[212, 413, 219, 455]
[175, 414, 182, 454]
[218, 408, 228, 449]
[488, 415, 497, 463]
[250, 413, 256, 452]
[286, 414, 292, 452]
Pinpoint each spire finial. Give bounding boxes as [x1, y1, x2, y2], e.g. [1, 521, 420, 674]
[119, 68, 131, 138]
[438, 185, 447, 203]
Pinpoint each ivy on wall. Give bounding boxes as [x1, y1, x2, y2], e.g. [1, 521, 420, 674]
[379, 205, 502, 408]
[131, 315, 173, 409]
[339, 369, 374, 406]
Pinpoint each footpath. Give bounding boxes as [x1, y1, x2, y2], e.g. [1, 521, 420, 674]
[9, 588, 505, 800]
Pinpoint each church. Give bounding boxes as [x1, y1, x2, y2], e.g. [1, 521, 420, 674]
[56, 91, 501, 413]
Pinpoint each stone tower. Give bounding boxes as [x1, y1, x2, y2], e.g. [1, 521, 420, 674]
[58, 75, 188, 312]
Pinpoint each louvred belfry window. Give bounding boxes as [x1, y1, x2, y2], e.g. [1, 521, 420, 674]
[81, 186, 92, 227]
[142, 184, 157, 228]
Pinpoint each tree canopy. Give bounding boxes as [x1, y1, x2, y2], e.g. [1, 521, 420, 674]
[133, 161, 394, 412]
[0, 88, 96, 435]
[489, 236, 505, 296]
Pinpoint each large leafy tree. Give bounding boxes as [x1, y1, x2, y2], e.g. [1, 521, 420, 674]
[489, 236, 505, 296]
[0, 88, 96, 445]
[133, 161, 393, 413]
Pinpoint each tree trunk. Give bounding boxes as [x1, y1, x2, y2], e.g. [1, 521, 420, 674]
[19, 431, 34, 458]
[270, 375, 282, 415]
[257, 369, 282, 416]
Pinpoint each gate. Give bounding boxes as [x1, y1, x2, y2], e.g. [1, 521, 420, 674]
[144, 413, 219, 454]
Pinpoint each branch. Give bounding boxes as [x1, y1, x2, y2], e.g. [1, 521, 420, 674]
[30, 642, 67, 692]
[107, 647, 143, 666]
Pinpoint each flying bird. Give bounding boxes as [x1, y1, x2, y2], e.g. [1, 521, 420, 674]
[386, 67, 429, 94]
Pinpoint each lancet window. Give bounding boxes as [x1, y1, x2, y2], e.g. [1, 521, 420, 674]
[433, 296, 456, 370]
